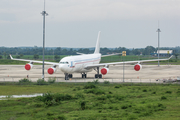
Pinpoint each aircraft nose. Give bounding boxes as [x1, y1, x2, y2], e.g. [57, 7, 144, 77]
[59, 64, 68, 73]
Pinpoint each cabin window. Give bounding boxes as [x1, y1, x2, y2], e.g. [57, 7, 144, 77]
[60, 62, 69, 64]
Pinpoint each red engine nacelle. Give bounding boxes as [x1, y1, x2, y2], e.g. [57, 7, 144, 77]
[25, 63, 33, 70]
[101, 67, 109, 75]
[47, 67, 56, 75]
[134, 64, 142, 71]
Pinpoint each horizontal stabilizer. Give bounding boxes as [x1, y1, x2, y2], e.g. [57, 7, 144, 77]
[101, 53, 122, 57]
[76, 52, 85, 55]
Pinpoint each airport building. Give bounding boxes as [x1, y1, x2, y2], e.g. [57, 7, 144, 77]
[151, 50, 173, 57]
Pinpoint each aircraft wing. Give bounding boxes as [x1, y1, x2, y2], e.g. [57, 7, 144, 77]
[10, 55, 59, 65]
[101, 53, 122, 57]
[84, 55, 173, 69]
[77, 53, 121, 57]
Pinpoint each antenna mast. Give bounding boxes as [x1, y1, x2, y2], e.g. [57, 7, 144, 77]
[41, 0, 48, 80]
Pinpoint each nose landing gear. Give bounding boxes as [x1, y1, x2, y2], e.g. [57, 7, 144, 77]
[64, 73, 73, 80]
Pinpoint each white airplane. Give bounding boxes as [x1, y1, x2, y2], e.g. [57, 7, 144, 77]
[10, 31, 173, 80]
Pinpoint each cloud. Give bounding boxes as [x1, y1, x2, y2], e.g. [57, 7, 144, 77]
[0, 0, 179, 48]
[47, 0, 180, 22]
[0, 0, 179, 23]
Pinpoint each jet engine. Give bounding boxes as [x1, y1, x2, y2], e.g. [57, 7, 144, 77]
[25, 63, 33, 70]
[47, 67, 56, 75]
[101, 67, 109, 75]
[134, 63, 142, 71]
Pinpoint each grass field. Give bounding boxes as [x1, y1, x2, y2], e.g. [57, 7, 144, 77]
[0, 55, 179, 65]
[0, 81, 180, 120]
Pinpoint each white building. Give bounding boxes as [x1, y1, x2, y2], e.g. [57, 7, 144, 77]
[153, 50, 173, 57]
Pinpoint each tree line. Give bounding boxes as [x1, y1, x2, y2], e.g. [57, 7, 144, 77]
[0, 46, 179, 59]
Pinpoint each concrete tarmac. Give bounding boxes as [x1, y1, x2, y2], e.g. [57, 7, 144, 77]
[0, 65, 179, 83]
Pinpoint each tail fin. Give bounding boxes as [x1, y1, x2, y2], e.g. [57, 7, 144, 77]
[94, 31, 101, 54]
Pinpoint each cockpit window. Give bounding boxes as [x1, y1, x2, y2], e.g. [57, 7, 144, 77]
[60, 62, 69, 64]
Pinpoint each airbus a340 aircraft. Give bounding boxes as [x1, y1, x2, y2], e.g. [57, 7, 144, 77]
[10, 31, 173, 80]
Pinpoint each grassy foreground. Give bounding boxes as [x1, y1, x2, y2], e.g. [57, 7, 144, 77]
[0, 82, 180, 120]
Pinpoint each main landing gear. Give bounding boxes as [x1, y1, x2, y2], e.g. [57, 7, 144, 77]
[65, 73, 86, 80]
[82, 73, 87, 78]
[65, 73, 73, 80]
[94, 67, 102, 78]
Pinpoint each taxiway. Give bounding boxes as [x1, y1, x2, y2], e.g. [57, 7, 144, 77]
[0, 65, 179, 82]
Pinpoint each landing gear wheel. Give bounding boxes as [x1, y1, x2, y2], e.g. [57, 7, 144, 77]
[95, 74, 98, 78]
[65, 73, 69, 80]
[82, 73, 87, 78]
[95, 74, 102, 78]
[85, 74, 87, 78]
[68, 74, 73, 78]
[94, 67, 102, 79]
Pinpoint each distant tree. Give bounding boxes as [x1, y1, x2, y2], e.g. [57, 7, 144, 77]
[61, 49, 67, 55]
[20, 54, 24, 58]
[78, 48, 83, 53]
[54, 55, 60, 60]
[174, 53, 179, 60]
[55, 47, 61, 55]
[7, 56, 10, 59]
[100, 47, 111, 55]
[33, 54, 39, 60]
[1, 46, 180, 57]
[82, 48, 90, 54]
[132, 48, 142, 55]
[143, 46, 155, 55]
[16, 55, 20, 58]
[113, 47, 130, 55]
[0, 55, 2, 59]
[3, 52, 6, 59]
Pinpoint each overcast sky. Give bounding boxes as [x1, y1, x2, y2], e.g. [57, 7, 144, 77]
[0, 0, 179, 48]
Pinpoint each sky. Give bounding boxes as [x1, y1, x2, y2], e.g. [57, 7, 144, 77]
[0, 0, 179, 48]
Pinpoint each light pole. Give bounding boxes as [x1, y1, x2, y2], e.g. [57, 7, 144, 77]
[156, 27, 161, 67]
[41, 0, 48, 79]
[123, 57, 124, 82]
[122, 51, 126, 82]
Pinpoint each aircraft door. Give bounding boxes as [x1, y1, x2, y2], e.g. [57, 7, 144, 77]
[70, 61, 75, 68]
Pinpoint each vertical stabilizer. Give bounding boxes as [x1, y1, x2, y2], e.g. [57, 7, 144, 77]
[94, 31, 101, 54]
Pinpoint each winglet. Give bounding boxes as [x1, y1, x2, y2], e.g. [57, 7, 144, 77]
[9, 54, 13, 59]
[94, 31, 101, 54]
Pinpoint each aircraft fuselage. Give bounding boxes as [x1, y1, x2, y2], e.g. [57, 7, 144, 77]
[59, 53, 101, 74]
